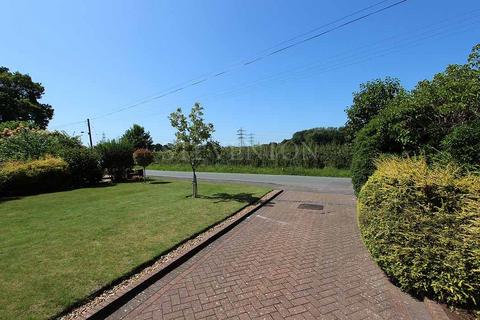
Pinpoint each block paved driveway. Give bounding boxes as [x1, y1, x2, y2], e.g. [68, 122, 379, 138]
[108, 172, 432, 320]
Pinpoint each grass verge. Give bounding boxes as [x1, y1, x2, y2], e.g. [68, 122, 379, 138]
[0, 180, 269, 319]
[147, 164, 351, 177]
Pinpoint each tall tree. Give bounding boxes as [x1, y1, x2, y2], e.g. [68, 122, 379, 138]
[344, 77, 404, 140]
[121, 124, 153, 149]
[169, 103, 215, 198]
[0, 67, 54, 129]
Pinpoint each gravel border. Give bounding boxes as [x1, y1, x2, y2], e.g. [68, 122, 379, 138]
[59, 189, 282, 320]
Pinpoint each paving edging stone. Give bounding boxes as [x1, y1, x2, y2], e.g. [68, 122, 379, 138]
[62, 189, 283, 320]
[423, 298, 451, 320]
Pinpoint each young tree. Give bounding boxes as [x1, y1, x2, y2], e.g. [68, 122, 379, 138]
[121, 124, 153, 149]
[0, 67, 54, 128]
[169, 103, 215, 198]
[133, 149, 154, 182]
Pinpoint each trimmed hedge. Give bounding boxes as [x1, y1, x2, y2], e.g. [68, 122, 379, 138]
[0, 157, 70, 196]
[358, 157, 480, 306]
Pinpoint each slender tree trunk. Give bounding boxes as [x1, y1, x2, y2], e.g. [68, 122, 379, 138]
[143, 166, 146, 183]
[192, 166, 198, 198]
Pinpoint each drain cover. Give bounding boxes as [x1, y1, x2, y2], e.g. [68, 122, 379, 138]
[298, 203, 324, 210]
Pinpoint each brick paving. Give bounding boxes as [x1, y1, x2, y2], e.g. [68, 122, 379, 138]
[107, 190, 432, 320]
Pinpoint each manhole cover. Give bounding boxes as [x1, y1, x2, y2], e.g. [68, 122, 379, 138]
[298, 203, 324, 210]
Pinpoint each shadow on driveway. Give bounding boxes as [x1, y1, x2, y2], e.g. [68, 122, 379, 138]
[196, 192, 261, 203]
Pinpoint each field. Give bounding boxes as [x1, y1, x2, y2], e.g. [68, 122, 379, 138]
[0, 180, 269, 319]
[148, 164, 351, 177]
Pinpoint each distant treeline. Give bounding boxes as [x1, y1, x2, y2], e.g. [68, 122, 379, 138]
[154, 127, 352, 169]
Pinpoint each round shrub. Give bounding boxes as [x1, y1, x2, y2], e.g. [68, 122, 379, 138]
[133, 148, 154, 169]
[60, 147, 102, 186]
[0, 156, 70, 196]
[358, 157, 480, 306]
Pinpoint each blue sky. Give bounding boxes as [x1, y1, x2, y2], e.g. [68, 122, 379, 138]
[1, 0, 479, 146]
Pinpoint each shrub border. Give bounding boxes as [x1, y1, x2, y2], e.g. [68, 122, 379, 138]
[59, 189, 283, 320]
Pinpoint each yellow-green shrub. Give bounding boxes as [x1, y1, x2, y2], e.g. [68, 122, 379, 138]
[358, 157, 480, 306]
[0, 156, 70, 196]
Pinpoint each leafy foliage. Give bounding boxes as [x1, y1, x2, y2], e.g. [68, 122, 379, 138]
[121, 124, 153, 149]
[133, 149, 154, 169]
[358, 157, 480, 306]
[441, 119, 480, 166]
[0, 67, 54, 128]
[169, 103, 215, 197]
[351, 44, 480, 193]
[0, 157, 70, 196]
[59, 148, 102, 187]
[0, 123, 102, 193]
[0, 120, 37, 136]
[96, 139, 134, 181]
[154, 143, 352, 170]
[287, 127, 347, 145]
[0, 126, 82, 163]
[345, 77, 404, 140]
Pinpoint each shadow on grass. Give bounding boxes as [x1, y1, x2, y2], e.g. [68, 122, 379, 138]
[149, 181, 172, 185]
[196, 192, 260, 204]
[0, 196, 23, 203]
[89, 182, 117, 188]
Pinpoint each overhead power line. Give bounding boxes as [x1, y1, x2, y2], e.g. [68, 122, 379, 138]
[195, 10, 480, 103]
[59, 9, 480, 128]
[50, 0, 407, 129]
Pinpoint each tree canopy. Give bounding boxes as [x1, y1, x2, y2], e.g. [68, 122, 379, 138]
[288, 127, 347, 145]
[0, 67, 54, 129]
[344, 77, 404, 140]
[121, 124, 153, 149]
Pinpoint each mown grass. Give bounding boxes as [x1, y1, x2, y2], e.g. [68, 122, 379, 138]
[148, 164, 351, 177]
[0, 180, 269, 319]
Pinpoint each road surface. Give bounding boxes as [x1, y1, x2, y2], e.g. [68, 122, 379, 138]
[146, 170, 353, 194]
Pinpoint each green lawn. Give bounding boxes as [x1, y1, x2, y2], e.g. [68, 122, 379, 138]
[148, 164, 351, 177]
[0, 180, 269, 319]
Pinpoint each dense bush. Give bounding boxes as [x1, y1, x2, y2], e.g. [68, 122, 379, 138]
[358, 157, 480, 306]
[0, 157, 70, 196]
[0, 120, 37, 136]
[0, 126, 82, 162]
[351, 44, 480, 193]
[441, 120, 480, 166]
[96, 139, 134, 181]
[351, 120, 383, 193]
[59, 147, 103, 186]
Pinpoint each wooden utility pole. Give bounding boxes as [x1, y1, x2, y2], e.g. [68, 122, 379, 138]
[87, 118, 93, 148]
